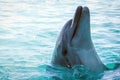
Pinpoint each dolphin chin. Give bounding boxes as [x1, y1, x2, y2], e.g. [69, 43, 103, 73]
[51, 6, 107, 72]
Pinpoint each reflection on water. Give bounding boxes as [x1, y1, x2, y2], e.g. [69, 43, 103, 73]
[0, 0, 120, 80]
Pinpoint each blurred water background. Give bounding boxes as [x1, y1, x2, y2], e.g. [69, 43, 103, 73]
[0, 0, 120, 80]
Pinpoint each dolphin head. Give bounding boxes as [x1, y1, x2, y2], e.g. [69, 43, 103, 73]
[52, 6, 106, 72]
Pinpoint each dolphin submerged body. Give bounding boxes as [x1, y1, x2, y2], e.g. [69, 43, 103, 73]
[51, 6, 107, 72]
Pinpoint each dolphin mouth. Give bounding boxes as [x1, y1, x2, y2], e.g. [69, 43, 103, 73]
[71, 6, 83, 39]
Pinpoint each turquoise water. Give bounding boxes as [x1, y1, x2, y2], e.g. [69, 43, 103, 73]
[0, 0, 120, 80]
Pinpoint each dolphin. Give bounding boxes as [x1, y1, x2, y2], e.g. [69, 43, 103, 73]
[51, 6, 107, 72]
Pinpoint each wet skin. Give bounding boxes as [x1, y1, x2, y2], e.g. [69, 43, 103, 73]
[51, 6, 107, 72]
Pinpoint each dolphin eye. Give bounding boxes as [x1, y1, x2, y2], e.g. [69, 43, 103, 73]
[62, 49, 67, 56]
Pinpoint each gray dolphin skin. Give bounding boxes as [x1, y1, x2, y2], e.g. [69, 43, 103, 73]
[51, 6, 107, 72]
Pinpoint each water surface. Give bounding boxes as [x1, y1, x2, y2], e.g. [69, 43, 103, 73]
[0, 0, 120, 80]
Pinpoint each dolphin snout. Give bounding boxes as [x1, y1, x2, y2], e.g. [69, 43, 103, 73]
[83, 6, 89, 14]
[71, 6, 82, 28]
[70, 6, 82, 41]
[70, 6, 91, 47]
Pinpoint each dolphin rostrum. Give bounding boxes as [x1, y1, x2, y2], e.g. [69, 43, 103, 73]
[51, 6, 107, 72]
